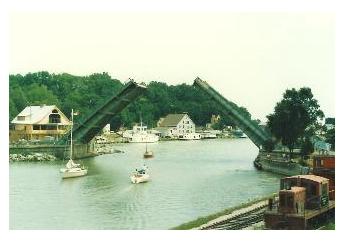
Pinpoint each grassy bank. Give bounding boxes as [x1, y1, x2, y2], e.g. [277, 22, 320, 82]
[171, 195, 274, 230]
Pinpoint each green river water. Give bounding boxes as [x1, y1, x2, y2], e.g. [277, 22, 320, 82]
[10, 138, 281, 229]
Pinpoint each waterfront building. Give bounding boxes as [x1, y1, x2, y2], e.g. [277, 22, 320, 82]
[155, 113, 196, 138]
[10, 105, 71, 142]
[102, 124, 111, 134]
[206, 114, 221, 129]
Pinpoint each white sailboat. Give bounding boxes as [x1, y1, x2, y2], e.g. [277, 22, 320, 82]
[143, 142, 154, 158]
[60, 109, 88, 179]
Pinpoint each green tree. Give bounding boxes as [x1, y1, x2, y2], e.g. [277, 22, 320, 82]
[9, 86, 28, 119]
[9, 71, 258, 132]
[325, 128, 335, 150]
[26, 83, 60, 106]
[300, 137, 314, 158]
[267, 87, 324, 156]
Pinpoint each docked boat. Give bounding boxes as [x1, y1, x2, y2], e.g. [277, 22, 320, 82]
[178, 132, 201, 140]
[60, 109, 88, 179]
[201, 131, 217, 139]
[130, 164, 150, 184]
[123, 122, 159, 143]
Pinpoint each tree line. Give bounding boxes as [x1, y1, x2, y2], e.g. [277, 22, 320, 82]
[9, 71, 334, 153]
[9, 71, 253, 130]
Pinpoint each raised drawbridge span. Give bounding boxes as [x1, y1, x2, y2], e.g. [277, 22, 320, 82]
[193, 77, 272, 148]
[59, 81, 147, 145]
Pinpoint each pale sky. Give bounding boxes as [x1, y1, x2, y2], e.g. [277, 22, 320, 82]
[9, 12, 335, 121]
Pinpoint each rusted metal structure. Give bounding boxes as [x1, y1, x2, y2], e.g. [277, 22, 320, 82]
[59, 81, 147, 144]
[264, 175, 335, 229]
[193, 77, 272, 148]
[312, 155, 335, 200]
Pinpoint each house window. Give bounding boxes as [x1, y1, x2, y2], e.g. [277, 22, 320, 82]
[33, 125, 40, 130]
[49, 113, 61, 123]
[17, 116, 25, 121]
[58, 125, 67, 130]
[41, 125, 57, 130]
[47, 125, 57, 130]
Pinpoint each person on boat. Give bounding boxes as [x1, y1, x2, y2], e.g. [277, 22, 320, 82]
[142, 164, 148, 171]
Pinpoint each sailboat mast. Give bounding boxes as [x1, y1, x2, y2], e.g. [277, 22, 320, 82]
[140, 113, 143, 128]
[70, 109, 74, 160]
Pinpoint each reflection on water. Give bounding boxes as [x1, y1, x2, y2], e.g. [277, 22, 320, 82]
[10, 139, 281, 229]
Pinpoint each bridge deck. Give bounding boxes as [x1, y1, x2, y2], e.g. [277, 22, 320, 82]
[193, 77, 272, 148]
[59, 81, 147, 144]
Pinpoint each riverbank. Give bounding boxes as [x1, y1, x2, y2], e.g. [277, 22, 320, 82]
[172, 194, 275, 230]
[9, 153, 57, 162]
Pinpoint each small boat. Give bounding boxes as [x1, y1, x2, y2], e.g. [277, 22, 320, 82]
[144, 150, 154, 158]
[130, 164, 150, 184]
[60, 109, 88, 179]
[143, 143, 154, 158]
[60, 159, 88, 178]
[178, 133, 201, 140]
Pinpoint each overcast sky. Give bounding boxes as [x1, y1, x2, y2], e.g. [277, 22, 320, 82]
[9, 12, 335, 121]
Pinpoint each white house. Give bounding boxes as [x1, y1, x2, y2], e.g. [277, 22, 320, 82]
[10, 105, 71, 142]
[155, 113, 196, 138]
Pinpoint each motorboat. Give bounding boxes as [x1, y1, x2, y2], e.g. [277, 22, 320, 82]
[60, 109, 88, 179]
[178, 133, 201, 140]
[123, 122, 159, 143]
[201, 131, 217, 139]
[130, 164, 150, 184]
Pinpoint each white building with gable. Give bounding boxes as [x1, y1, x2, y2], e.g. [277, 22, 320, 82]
[155, 113, 197, 138]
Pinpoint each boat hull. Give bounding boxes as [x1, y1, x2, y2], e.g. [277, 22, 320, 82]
[130, 174, 150, 184]
[128, 136, 159, 143]
[143, 151, 154, 158]
[61, 169, 88, 179]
